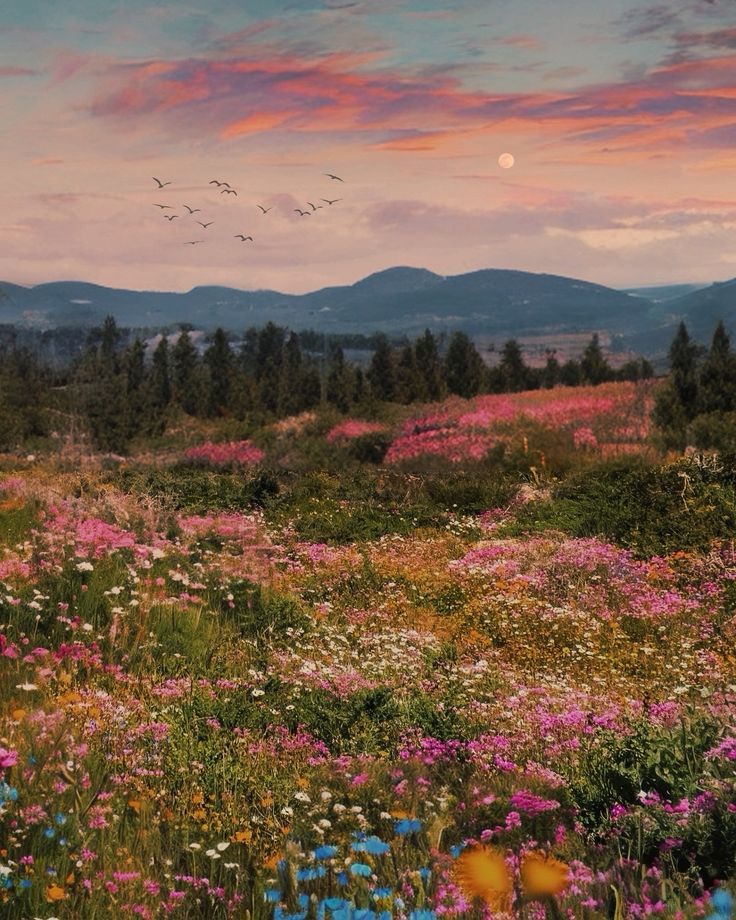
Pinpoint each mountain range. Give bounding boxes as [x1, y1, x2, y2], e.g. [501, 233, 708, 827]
[1, 267, 733, 357]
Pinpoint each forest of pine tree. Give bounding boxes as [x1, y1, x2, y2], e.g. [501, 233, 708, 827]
[653, 320, 736, 451]
[0, 317, 654, 452]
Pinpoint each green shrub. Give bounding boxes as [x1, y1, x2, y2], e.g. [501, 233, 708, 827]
[506, 454, 736, 555]
[113, 467, 279, 512]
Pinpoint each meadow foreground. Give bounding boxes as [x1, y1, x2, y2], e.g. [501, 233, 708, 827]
[0, 382, 734, 919]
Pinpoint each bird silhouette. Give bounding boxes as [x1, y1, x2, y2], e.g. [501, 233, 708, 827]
[164, 214, 178, 221]
[322, 198, 342, 205]
[153, 203, 174, 209]
[209, 179, 229, 187]
[235, 234, 254, 241]
[197, 221, 214, 229]
[324, 173, 344, 181]
[257, 205, 272, 214]
[183, 205, 201, 214]
[185, 240, 204, 245]
[221, 188, 238, 196]
[294, 209, 310, 216]
[152, 177, 172, 188]
[307, 201, 323, 211]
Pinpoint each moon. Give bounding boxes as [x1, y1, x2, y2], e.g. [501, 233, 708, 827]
[498, 152, 515, 169]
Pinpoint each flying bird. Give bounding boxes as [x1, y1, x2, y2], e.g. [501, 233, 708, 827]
[307, 201, 323, 211]
[221, 188, 238, 196]
[152, 177, 172, 188]
[164, 214, 178, 221]
[153, 203, 174, 209]
[294, 209, 310, 216]
[209, 179, 230, 187]
[324, 173, 344, 181]
[185, 240, 204, 245]
[257, 205, 272, 214]
[197, 221, 214, 229]
[322, 198, 342, 205]
[183, 205, 201, 214]
[235, 234, 254, 241]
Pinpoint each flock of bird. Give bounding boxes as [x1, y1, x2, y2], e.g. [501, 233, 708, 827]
[150, 173, 344, 247]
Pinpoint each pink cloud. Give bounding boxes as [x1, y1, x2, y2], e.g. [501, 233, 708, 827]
[83, 39, 736, 161]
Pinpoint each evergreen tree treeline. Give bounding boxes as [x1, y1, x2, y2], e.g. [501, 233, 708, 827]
[653, 320, 736, 451]
[0, 316, 652, 452]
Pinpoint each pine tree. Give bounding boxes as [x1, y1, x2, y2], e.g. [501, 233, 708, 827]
[367, 334, 396, 402]
[204, 328, 234, 416]
[668, 322, 699, 421]
[278, 333, 305, 416]
[580, 334, 611, 385]
[171, 330, 199, 415]
[698, 320, 736, 414]
[396, 345, 422, 404]
[124, 339, 147, 440]
[443, 332, 485, 398]
[81, 315, 128, 452]
[0, 346, 47, 449]
[150, 337, 171, 410]
[498, 339, 531, 392]
[414, 329, 444, 400]
[542, 350, 561, 388]
[652, 322, 699, 448]
[256, 323, 286, 414]
[325, 344, 353, 412]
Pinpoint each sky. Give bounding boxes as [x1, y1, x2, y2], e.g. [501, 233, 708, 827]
[2, 0, 736, 294]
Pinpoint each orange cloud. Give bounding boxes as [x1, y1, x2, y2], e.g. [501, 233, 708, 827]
[220, 110, 292, 138]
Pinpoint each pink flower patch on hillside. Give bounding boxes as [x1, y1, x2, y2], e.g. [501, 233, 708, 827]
[178, 513, 267, 544]
[326, 419, 387, 443]
[573, 427, 598, 449]
[385, 427, 500, 464]
[385, 381, 654, 464]
[73, 517, 137, 557]
[184, 440, 265, 466]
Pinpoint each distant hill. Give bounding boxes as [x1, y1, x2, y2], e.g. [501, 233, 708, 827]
[0, 266, 654, 339]
[664, 279, 736, 341]
[624, 283, 705, 303]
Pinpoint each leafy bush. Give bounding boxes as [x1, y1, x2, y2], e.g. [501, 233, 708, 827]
[507, 454, 736, 555]
[113, 466, 279, 512]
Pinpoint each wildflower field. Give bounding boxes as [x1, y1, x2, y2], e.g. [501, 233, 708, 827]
[1, 380, 735, 919]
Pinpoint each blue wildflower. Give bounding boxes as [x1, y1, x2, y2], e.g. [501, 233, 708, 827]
[43, 827, 55, 839]
[18, 878, 32, 890]
[419, 867, 431, 882]
[314, 845, 339, 860]
[298, 893, 309, 909]
[323, 898, 346, 911]
[264, 889, 282, 903]
[394, 818, 422, 835]
[355, 910, 376, 920]
[372, 887, 393, 900]
[364, 837, 390, 856]
[711, 889, 734, 919]
[352, 836, 390, 855]
[54, 813, 67, 826]
[336, 872, 349, 886]
[410, 911, 436, 920]
[350, 863, 372, 877]
[449, 844, 466, 859]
